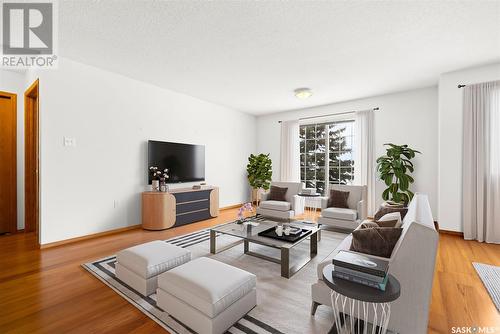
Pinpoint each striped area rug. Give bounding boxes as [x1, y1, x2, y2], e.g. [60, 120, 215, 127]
[473, 262, 500, 312]
[83, 221, 346, 334]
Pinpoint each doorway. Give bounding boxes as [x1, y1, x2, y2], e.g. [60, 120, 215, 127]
[24, 80, 39, 241]
[0, 91, 17, 235]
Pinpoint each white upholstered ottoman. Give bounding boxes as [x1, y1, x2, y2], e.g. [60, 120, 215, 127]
[116, 240, 191, 296]
[157, 257, 257, 334]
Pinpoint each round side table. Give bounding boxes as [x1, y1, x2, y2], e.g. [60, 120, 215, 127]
[322, 264, 400, 334]
[298, 193, 321, 222]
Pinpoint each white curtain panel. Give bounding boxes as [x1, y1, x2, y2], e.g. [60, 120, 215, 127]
[280, 120, 300, 182]
[354, 109, 376, 215]
[463, 80, 500, 244]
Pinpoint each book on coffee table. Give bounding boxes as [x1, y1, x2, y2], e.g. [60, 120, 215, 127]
[334, 265, 386, 283]
[332, 250, 389, 277]
[331, 270, 389, 291]
[332, 250, 390, 291]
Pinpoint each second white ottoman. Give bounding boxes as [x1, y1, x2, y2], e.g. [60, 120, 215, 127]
[116, 240, 191, 296]
[157, 257, 257, 334]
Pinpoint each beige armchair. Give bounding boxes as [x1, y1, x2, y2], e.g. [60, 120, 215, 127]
[318, 184, 367, 230]
[256, 181, 304, 220]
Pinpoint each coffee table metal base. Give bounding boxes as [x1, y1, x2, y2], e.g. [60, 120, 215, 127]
[210, 229, 318, 278]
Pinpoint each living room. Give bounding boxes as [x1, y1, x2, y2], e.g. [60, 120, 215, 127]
[0, 1, 499, 333]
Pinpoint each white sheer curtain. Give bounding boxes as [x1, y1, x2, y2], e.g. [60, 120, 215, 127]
[354, 109, 376, 215]
[463, 81, 500, 243]
[280, 120, 300, 182]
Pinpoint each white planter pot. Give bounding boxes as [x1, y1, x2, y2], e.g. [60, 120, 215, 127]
[152, 180, 160, 192]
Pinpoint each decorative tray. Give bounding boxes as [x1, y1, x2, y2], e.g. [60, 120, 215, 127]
[257, 226, 312, 243]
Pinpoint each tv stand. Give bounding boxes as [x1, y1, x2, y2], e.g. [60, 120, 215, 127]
[142, 186, 219, 230]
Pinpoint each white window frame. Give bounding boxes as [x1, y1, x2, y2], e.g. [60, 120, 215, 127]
[299, 113, 356, 195]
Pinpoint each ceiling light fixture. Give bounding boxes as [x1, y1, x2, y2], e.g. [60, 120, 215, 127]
[294, 88, 313, 99]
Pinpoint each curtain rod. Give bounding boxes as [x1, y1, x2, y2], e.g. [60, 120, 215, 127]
[277, 107, 379, 123]
[459, 79, 500, 88]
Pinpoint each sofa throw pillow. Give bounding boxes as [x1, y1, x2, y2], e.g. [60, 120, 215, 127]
[375, 212, 402, 228]
[375, 219, 399, 228]
[373, 206, 408, 221]
[360, 222, 379, 229]
[268, 186, 288, 201]
[350, 227, 403, 258]
[327, 190, 350, 209]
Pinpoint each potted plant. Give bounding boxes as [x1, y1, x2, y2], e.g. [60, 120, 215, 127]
[149, 166, 163, 191]
[237, 203, 254, 222]
[246, 153, 272, 205]
[159, 168, 169, 192]
[376, 144, 421, 206]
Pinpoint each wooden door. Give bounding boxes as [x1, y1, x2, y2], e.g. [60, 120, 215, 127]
[25, 80, 39, 236]
[0, 91, 17, 235]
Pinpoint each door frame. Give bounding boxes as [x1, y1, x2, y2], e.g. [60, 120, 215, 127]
[0, 91, 17, 235]
[24, 79, 40, 242]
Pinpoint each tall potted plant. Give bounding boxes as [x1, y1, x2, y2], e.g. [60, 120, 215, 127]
[376, 144, 421, 205]
[246, 153, 272, 205]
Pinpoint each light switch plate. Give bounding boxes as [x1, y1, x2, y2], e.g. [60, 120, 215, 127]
[63, 137, 76, 147]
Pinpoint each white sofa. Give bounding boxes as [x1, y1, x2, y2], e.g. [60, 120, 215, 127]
[311, 193, 438, 334]
[318, 184, 367, 230]
[256, 181, 304, 220]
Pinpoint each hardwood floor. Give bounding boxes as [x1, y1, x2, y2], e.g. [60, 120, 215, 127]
[0, 209, 499, 333]
[428, 234, 500, 333]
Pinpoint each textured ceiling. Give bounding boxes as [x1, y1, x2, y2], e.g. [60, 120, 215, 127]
[59, 1, 500, 115]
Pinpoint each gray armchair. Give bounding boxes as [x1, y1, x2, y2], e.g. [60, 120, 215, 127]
[318, 184, 367, 230]
[256, 181, 304, 220]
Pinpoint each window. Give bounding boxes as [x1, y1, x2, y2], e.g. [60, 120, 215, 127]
[299, 120, 355, 195]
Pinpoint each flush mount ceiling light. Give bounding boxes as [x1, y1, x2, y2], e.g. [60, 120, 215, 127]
[294, 88, 313, 99]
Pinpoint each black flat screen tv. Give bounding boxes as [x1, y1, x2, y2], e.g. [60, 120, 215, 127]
[148, 140, 205, 184]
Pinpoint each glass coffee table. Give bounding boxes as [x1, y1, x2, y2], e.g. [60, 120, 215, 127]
[210, 216, 321, 278]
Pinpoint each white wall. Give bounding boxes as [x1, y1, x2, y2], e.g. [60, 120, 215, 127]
[8, 58, 496, 243]
[438, 63, 500, 232]
[27, 58, 256, 244]
[0, 69, 26, 230]
[257, 87, 439, 218]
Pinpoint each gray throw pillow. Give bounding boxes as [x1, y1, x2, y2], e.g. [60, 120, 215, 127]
[360, 222, 379, 229]
[375, 212, 402, 228]
[373, 206, 408, 221]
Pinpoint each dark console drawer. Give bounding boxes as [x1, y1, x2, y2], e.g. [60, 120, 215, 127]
[175, 209, 212, 226]
[176, 199, 209, 214]
[173, 190, 211, 203]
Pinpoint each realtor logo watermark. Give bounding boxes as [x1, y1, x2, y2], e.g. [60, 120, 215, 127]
[1, 0, 58, 68]
[451, 326, 500, 333]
